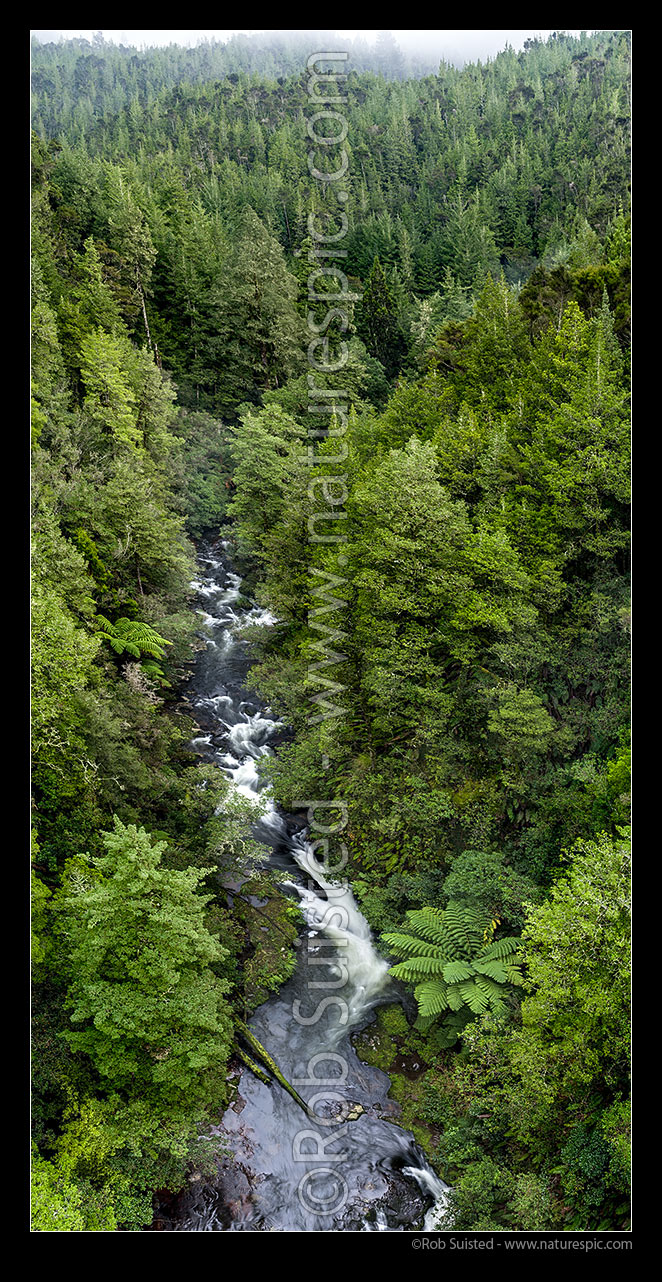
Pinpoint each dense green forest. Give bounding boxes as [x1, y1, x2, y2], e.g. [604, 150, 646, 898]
[31, 29, 630, 1233]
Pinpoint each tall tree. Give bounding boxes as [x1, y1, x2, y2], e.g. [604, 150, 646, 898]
[57, 819, 234, 1108]
[356, 256, 405, 377]
[208, 206, 304, 414]
[105, 167, 157, 348]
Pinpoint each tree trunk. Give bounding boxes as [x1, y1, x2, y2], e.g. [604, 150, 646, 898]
[235, 1020, 364, 1122]
[236, 1020, 309, 1116]
[236, 1046, 272, 1086]
[137, 269, 154, 353]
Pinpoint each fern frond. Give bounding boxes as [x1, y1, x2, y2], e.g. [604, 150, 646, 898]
[457, 979, 491, 1014]
[95, 615, 172, 660]
[403, 907, 456, 951]
[446, 985, 466, 1012]
[481, 937, 521, 960]
[473, 959, 508, 983]
[389, 956, 447, 981]
[113, 618, 172, 659]
[382, 932, 443, 959]
[443, 901, 486, 952]
[407, 955, 449, 976]
[473, 974, 503, 1001]
[385, 903, 521, 1029]
[442, 960, 474, 983]
[414, 981, 451, 1017]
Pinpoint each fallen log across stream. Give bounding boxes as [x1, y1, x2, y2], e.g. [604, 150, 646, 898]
[236, 1020, 365, 1121]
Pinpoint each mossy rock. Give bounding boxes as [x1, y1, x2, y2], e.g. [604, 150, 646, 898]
[233, 876, 299, 1010]
[352, 1003, 430, 1075]
[388, 1070, 438, 1161]
[352, 1023, 396, 1072]
[377, 1004, 409, 1037]
[351, 1004, 439, 1159]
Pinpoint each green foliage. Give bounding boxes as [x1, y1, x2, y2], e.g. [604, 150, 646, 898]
[555, 1105, 631, 1228]
[353, 867, 447, 935]
[561, 1124, 614, 1223]
[55, 819, 234, 1108]
[383, 904, 522, 1026]
[172, 409, 233, 537]
[52, 1091, 218, 1230]
[95, 615, 172, 660]
[509, 1172, 553, 1230]
[71, 529, 112, 591]
[228, 403, 308, 619]
[356, 256, 406, 377]
[31, 572, 100, 777]
[207, 206, 305, 415]
[31, 866, 52, 970]
[31, 1151, 117, 1232]
[486, 685, 556, 764]
[79, 328, 139, 448]
[510, 831, 631, 1144]
[30, 28, 630, 1230]
[438, 1157, 515, 1231]
[442, 849, 540, 932]
[448, 273, 530, 412]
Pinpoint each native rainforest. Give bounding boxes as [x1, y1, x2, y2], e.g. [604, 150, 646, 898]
[30, 30, 631, 1233]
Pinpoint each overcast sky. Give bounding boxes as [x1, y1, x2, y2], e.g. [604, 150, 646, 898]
[31, 29, 594, 64]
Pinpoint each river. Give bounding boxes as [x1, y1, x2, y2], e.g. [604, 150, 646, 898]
[154, 535, 450, 1232]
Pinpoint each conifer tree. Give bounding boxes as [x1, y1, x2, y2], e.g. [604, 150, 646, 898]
[356, 256, 405, 377]
[208, 206, 305, 413]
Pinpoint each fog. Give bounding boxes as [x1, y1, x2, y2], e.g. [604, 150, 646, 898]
[32, 28, 595, 66]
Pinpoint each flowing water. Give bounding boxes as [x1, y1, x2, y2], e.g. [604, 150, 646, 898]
[156, 536, 450, 1232]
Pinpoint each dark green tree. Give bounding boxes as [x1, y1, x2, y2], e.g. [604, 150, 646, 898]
[208, 206, 305, 414]
[356, 256, 405, 377]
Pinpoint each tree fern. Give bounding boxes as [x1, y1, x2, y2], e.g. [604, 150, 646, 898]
[382, 902, 523, 1030]
[390, 954, 448, 978]
[482, 937, 521, 960]
[381, 932, 438, 959]
[96, 615, 172, 661]
[457, 979, 491, 1015]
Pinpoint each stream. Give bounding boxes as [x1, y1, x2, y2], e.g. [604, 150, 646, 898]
[155, 536, 450, 1232]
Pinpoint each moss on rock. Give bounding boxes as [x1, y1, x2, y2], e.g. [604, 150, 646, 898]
[351, 1003, 443, 1160]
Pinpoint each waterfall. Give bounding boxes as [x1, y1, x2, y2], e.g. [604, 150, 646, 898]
[287, 837, 391, 1035]
[403, 1164, 452, 1230]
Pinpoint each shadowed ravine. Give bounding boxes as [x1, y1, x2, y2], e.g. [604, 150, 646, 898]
[155, 536, 450, 1232]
